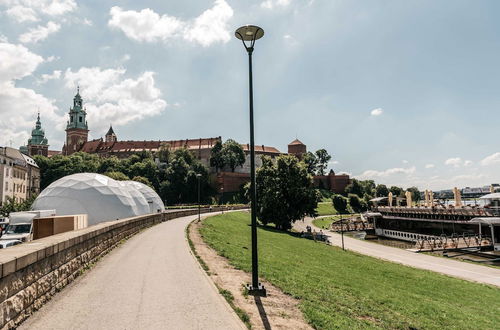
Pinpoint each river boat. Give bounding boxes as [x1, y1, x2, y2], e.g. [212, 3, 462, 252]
[364, 193, 500, 251]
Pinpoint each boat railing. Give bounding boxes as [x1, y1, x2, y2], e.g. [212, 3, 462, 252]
[377, 206, 495, 218]
[414, 233, 492, 252]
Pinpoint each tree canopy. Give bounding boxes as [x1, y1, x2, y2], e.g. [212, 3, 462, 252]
[34, 148, 212, 206]
[315, 149, 331, 176]
[255, 154, 319, 230]
[210, 139, 246, 172]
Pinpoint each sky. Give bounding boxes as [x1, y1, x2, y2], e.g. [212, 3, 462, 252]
[1, 0, 500, 191]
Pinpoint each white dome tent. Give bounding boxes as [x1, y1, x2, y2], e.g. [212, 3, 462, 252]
[32, 173, 162, 226]
[118, 181, 150, 215]
[124, 181, 165, 213]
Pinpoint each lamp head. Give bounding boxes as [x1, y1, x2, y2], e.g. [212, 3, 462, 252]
[235, 25, 264, 41]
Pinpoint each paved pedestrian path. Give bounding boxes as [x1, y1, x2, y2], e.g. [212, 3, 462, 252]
[20, 214, 245, 330]
[295, 217, 500, 287]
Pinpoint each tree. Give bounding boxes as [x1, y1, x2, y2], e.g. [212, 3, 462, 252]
[315, 149, 331, 176]
[375, 184, 389, 197]
[104, 171, 129, 181]
[0, 195, 37, 217]
[348, 193, 367, 213]
[158, 142, 171, 164]
[345, 179, 364, 197]
[132, 176, 153, 188]
[302, 151, 318, 175]
[209, 141, 224, 172]
[256, 155, 319, 230]
[221, 139, 245, 172]
[359, 180, 376, 197]
[158, 147, 211, 204]
[407, 186, 421, 202]
[332, 194, 349, 214]
[389, 186, 403, 197]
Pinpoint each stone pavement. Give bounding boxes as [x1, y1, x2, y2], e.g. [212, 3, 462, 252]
[295, 217, 500, 287]
[20, 214, 245, 330]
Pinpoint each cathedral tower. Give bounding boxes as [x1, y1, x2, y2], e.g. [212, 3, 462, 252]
[64, 87, 89, 155]
[20, 112, 49, 156]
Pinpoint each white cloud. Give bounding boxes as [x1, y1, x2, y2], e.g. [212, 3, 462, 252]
[444, 157, 462, 167]
[19, 21, 60, 43]
[261, 0, 292, 9]
[46, 55, 59, 62]
[370, 108, 383, 116]
[425, 164, 435, 169]
[0, 42, 44, 81]
[0, 34, 7, 42]
[480, 152, 500, 166]
[464, 160, 473, 167]
[402, 160, 408, 164]
[0, 42, 62, 147]
[63, 66, 167, 135]
[82, 18, 92, 26]
[6, 5, 38, 22]
[1, 0, 76, 21]
[37, 70, 61, 84]
[183, 0, 233, 47]
[357, 166, 416, 179]
[108, 0, 233, 47]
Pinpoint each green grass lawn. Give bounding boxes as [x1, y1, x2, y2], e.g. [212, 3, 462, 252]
[200, 212, 500, 329]
[316, 202, 337, 216]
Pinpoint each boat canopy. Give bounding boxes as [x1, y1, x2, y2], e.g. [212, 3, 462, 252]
[479, 193, 500, 200]
[370, 197, 387, 202]
[469, 217, 500, 225]
[364, 212, 382, 217]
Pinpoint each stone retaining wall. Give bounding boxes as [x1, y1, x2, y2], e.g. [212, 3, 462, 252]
[0, 206, 246, 329]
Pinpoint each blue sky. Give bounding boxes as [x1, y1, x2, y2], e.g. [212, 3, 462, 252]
[1, 0, 500, 190]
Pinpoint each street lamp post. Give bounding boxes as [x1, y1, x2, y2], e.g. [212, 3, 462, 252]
[341, 214, 345, 251]
[221, 186, 224, 214]
[235, 25, 266, 297]
[196, 173, 202, 222]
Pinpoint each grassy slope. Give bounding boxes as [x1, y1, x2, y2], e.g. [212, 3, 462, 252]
[316, 202, 337, 216]
[200, 212, 500, 329]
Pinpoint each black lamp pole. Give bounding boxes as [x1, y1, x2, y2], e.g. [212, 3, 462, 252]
[235, 25, 266, 296]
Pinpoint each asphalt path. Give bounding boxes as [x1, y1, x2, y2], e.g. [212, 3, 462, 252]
[295, 217, 500, 287]
[20, 214, 245, 330]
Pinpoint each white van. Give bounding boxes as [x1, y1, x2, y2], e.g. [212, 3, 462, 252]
[2, 210, 56, 242]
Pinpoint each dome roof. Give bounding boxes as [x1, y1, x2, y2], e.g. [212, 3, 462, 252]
[124, 181, 165, 213]
[32, 173, 157, 225]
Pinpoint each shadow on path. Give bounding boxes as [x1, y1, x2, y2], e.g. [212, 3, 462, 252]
[254, 296, 271, 330]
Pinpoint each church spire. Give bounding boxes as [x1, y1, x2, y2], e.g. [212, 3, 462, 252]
[67, 87, 88, 130]
[35, 111, 41, 129]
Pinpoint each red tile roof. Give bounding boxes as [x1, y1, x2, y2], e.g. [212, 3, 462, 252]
[47, 150, 61, 157]
[241, 144, 281, 154]
[288, 139, 305, 146]
[78, 137, 222, 155]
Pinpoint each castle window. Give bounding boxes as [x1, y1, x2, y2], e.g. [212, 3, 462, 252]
[71, 116, 73, 122]
[79, 117, 82, 123]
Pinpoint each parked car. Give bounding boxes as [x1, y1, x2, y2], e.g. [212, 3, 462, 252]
[0, 239, 22, 249]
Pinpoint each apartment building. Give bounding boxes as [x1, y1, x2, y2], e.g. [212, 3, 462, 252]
[0, 147, 39, 206]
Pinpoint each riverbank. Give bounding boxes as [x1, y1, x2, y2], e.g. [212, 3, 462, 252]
[200, 212, 500, 329]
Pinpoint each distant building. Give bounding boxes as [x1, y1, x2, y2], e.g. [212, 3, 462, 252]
[63, 87, 89, 156]
[20, 112, 49, 157]
[0, 147, 40, 205]
[216, 139, 351, 194]
[288, 139, 307, 159]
